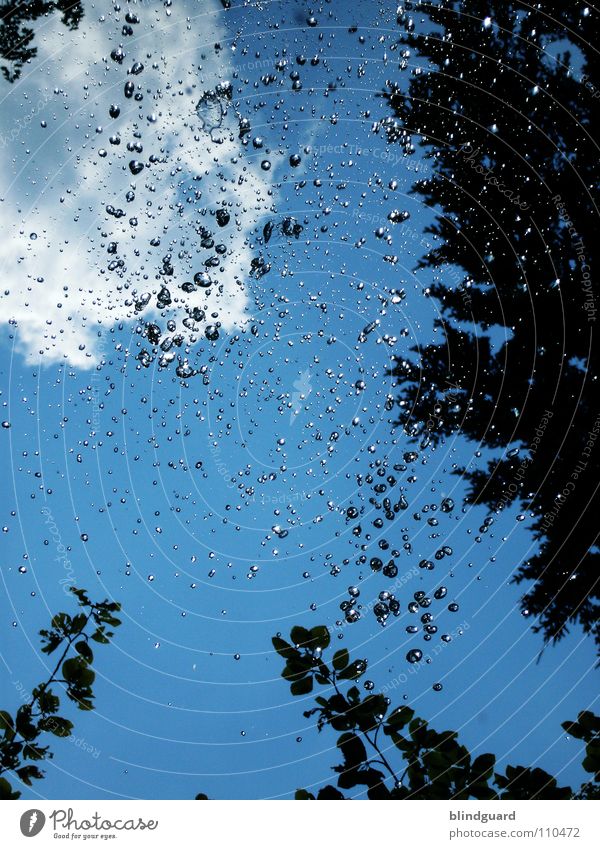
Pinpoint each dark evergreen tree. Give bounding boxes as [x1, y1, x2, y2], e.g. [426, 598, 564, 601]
[382, 2, 599, 648]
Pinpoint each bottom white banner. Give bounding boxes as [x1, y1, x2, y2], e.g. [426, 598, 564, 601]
[1, 800, 598, 847]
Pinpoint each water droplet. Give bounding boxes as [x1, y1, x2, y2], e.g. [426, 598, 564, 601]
[406, 649, 423, 663]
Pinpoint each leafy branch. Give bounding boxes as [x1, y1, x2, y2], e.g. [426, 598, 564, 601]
[0, 587, 121, 799]
[273, 625, 599, 801]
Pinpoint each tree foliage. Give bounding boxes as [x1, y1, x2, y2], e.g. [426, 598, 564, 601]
[271, 626, 599, 800]
[0, 0, 84, 83]
[0, 587, 121, 799]
[380, 2, 599, 647]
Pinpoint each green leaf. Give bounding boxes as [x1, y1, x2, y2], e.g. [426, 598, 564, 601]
[99, 615, 121, 628]
[282, 658, 312, 682]
[0, 710, 14, 735]
[290, 626, 311, 647]
[562, 721, 585, 739]
[75, 641, 93, 664]
[471, 753, 495, 781]
[328, 693, 350, 713]
[51, 613, 71, 631]
[330, 714, 353, 732]
[294, 788, 315, 800]
[578, 711, 599, 733]
[62, 657, 81, 683]
[22, 743, 49, 761]
[0, 777, 21, 799]
[34, 688, 60, 716]
[409, 717, 428, 740]
[91, 628, 109, 644]
[423, 749, 452, 782]
[355, 696, 388, 731]
[272, 636, 296, 659]
[495, 766, 572, 800]
[316, 785, 345, 799]
[38, 716, 73, 738]
[337, 765, 386, 791]
[71, 613, 88, 633]
[581, 754, 600, 775]
[62, 657, 95, 688]
[309, 625, 330, 650]
[384, 727, 410, 751]
[367, 783, 392, 800]
[347, 686, 360, 702]
[337, 732, 367, 766]
[79, 663, 96, 687]
[337, 659, 366, 681]
[15, 706, 38, 741]
[16, 764, 44, 786]
[332, 648, 349, 670]
[70, 587, 91, 605]
[470, 783, 498, 800]
[40, 633, 62, 654]
[386, 706, 415, 729]
[290, 676, 313, 696]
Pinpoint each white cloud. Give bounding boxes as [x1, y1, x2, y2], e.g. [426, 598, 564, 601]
[0, 1, 273, 367]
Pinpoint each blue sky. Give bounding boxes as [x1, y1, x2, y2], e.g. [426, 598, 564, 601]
[0, 0, 597, 799]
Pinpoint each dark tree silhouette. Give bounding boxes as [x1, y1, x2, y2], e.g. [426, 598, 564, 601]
[381, 2, 599, 648]
[0, 587, 121, 799]
[0, 0, 84, 82]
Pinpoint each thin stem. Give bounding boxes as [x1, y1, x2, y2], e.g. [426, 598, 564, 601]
[364, 728, 400, 786]
[327, 669, 400, 788]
